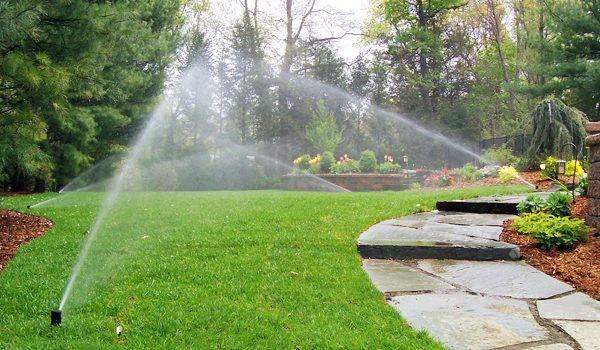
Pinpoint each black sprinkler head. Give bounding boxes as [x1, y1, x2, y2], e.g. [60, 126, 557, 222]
[27, 205, 32, 209]
[51, 309, 61, 326]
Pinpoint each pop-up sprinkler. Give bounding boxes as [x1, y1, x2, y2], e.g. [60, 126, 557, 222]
[51, 309, 61, 326]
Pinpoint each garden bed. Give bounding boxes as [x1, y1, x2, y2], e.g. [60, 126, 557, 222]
[0, 210, 53, 271]
[500, 199, 600, 299]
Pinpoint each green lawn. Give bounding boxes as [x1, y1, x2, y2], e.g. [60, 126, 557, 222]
[0, 186, 527, 349]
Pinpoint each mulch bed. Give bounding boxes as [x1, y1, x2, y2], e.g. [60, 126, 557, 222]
[500, 197, 600, 300]
[0, 209, 53, 271]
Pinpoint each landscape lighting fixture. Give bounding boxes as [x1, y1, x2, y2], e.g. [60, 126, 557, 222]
[557, 160, 566, 175]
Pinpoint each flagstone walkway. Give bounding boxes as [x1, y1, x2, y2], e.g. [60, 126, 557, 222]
[359, 195, 600, 350]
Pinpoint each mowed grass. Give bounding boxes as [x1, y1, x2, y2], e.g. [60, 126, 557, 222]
[0, 186, 527, 349]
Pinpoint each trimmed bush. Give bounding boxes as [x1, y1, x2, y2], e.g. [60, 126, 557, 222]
[320, 151, 335, 173]
[498, 165, 518, 183]
[378, 162, 402, 174]
[514, 213, 589, 250]
[359, 150, 377, 173]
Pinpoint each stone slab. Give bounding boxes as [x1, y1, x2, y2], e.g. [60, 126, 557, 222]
[389, 292, 549, 350]
[362, 259, 454, 293]
[436, 193, 550, 215]
[526, 344, 573, 350]
[585, 121, 600, 134]
[417, 260, 574, 299]
[357, 224, 520, 261]
[433, 213, 515, 227]
[554, 320, 600, 350]
[423, 221, 503, 240]
[537, 293, 600, 321]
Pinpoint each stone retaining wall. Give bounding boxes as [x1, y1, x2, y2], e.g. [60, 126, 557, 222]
[280, 173, 422, 192]
[585, 122, 600, 228]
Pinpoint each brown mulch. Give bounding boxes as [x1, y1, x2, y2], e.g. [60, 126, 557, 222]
[571, 196, 590, 220]
[518, 171, 555, 190]
[0, 209, 53, 271]
[501, 217, 600, 300]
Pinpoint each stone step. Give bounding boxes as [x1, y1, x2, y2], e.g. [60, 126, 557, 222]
[357, 211, 520, 261]
[436, 192, 550, 214]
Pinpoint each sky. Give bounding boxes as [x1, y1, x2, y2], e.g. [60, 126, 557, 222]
[201, 0, 372, 61]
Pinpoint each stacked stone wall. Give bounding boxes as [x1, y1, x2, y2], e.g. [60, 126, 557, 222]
[585, 123, 600, 228]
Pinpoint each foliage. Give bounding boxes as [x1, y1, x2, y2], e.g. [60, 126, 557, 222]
[540, 156, 558, 179]
[0, 0, 182, 190]
[514, 213, 589, 250]
[331, 155, 360, 174]
[456, 163, 484, 181]
[517, 195, 547, 215]
[359, 150, 378, 173]
[526, 98, 587, 162]
[293, 154, 311, 171]
[545, 192, 572, 217]
[577, 175, 589, 195]
[498, 166, 518, 183]
[306, 101, 342, 154]
[425, 169, 453, 187]
[320, 151, 335, 173]
[378, 162, 403, 174]
[565, 160, 584, 177]
[482, 144, 521, 167]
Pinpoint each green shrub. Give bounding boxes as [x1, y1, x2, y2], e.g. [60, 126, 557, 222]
[517, 195, 547, 214]
[320, 151, 335, 173]
[514, 213, 589, 250]
[577, 175, 588, 195]
[482, 144, 520, 166]
[378, 161, 402, 174]
[308, 163, 320, 174]
[499, 165, 518, 183]
[359, 150, 377, 173]
[545, 192, 572, 217]
[540, 156, 558, 179]
[294, 154, 311, 171]
[457, 163, 484, 181]
[331, 159, 360, 174]
[565, 160, 584, 177]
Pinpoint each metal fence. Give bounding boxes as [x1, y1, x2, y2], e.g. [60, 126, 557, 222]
[479, 134, 529, 155]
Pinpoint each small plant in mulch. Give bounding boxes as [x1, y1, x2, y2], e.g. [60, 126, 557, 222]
[513, 213, 590, 250]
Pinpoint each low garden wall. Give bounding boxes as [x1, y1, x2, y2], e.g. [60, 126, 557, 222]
[279, 173, 423, 192]
[585, 122, 600, 228]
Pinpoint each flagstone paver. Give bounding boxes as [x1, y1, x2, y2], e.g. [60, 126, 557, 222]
[537, 293, 600, 321]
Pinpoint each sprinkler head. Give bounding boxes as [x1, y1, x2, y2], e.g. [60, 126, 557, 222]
[27, 205, 32, 209]
[51, 309, 61, 326]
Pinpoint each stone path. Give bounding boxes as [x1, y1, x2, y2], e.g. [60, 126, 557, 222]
[358, 194, 600, 350]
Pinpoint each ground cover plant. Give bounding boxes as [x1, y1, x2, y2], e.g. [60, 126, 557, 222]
[0, 186, 526, 348]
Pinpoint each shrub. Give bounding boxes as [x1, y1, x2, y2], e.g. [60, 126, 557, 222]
[293, 154, 311, 170]
[540, 156, 558, 179]
[457, 163, 484, 181]
[378, 161, 402, 174]
[425, 169, 453, 187]
[565, 160, 584, 177]
[320, 151, 335, 173]
[359, 150, 377, 173]
[517, 195, 547, 214]
[331, 155, 360, 174]
[514, 213, 589, 250]
[545, 192, 572, 217]
[306, 100, 342, 153]
[308, 163, 320, 174]
[482, 144, 521, 166]
[498, 166, 518, 183]
[577, 175, 588, 195]
[409, 182, 422, 190]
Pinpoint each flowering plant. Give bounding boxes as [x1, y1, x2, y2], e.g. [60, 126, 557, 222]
[384, 154, 394, 163]
[425, 168, 453, 187]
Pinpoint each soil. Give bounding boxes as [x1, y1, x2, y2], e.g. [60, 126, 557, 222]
[0, 210, 53, 271]
[571, 196, 589, 219]
[518, 171, 555, 190]
[501, 214, 600, 300]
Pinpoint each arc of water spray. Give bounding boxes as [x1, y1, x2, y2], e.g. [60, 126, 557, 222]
[281, 74, 536, 188]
